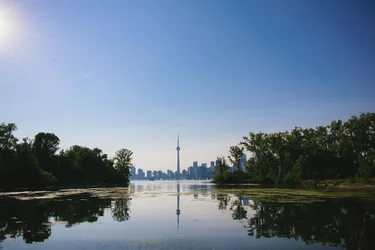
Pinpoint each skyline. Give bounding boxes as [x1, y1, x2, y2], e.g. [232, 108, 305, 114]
[1, 0, 374, 171]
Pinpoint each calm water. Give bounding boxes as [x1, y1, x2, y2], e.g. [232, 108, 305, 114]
[1, 180, 375, 250]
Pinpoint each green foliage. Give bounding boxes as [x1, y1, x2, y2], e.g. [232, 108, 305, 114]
[216, 156, 229, 173]
[214, 112, 375, 184]
[0, 122, 133, 189]
[0, 123, 18, 151]
[228, 145, 244, 172]
[214, 171, 250, 184]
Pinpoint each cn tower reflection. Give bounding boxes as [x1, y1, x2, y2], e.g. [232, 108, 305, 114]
[176, 181, 181, 230]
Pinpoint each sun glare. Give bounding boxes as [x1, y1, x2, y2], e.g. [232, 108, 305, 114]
[0, 8, 13, 49]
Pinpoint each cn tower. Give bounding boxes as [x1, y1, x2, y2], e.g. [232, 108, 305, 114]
[176, 134, 180, 180]
[176, 134, 181, 229]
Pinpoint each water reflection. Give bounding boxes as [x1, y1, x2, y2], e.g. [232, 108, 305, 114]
[0, 182, 375, 250]
[246, 200, 375, 249]
[230, 196, 248, 220]
[0, 193, 130, 245]
[176, 181, 181, 229]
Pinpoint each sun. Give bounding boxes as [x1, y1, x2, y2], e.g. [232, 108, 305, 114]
[0, 8, 12, 48]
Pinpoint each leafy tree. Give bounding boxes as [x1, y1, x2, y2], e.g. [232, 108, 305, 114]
[0, 123, 18, 151]
[217, 112, 375, 184]
[216, 156, 228, 173]
[0, 122, 133, 189]
[113, 148, 133, 185]
[33, 132, 60, 173]
[228, 145, 244, 172]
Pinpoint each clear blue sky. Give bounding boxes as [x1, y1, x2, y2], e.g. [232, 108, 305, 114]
[1, 0, 374, 171]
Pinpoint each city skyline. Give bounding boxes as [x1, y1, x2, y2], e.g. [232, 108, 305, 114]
[1, 0, 374, 172]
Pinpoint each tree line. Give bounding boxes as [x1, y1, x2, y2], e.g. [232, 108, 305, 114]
[0, 122, 133, 189]
[215, 112, 375, 184]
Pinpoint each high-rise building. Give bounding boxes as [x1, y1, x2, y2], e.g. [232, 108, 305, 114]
[176, 135, 181, 180]
[182, 169, 187, 179]
[188, 166, 193, 179]
[157, 170, 163, 179]
[153, 170, 158, 178]
[197, 166, 205, 179]
[202, 163, 207, 168]
[210, 161, 215, 167]
[206, 167, 214, 179]
[147, 170, 152, 179]
[138, 168, 145, 179]
[131, 166, 136, 179]
[193, 161, 198, 168]
[240, 154, 247, 171]
[167, 170, 174, 179]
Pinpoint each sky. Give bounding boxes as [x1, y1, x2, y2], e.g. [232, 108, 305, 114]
[0, 0, 374, 172]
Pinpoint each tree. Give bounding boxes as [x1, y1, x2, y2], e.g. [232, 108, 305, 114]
[113, 148, 133, 184]
[228, 145, 244, 171]
[33, 132, 60, 173]
[1, 122, 133, 189]
[0, 123, 18, 151]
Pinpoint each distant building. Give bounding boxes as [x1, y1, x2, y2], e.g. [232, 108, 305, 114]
[210, 161, 215, 167]
[182, 169, 188, 179]
[167, 170, 174, 179]
[206, 167, 213, 179]
[147, 170, 152, 179]
[131, 166, 136, 179]
[202, 163, 207, 168]
[240, 154, 247, 171]
[138, 168, 145, 179]
[197, 166, 205, 179]
[193, 161, 198, 168]
[157, 170, 163, 179]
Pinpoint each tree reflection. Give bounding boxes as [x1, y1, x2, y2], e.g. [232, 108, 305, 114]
[247, 200, 375, 250]
[230, 196, 247, 220]
[217, 194, 231, 210]
[0, 193, 131, 246]
[217, 194, 247, 220]
[112, 198, 130, 222]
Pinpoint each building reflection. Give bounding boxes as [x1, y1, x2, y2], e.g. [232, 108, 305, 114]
[176, 181, 181, 229]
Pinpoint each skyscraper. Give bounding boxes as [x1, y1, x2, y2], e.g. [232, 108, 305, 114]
[131, 166, 136, 179]
[240, 154, 247, 171]
[176, 134, 180, 180]
[147, 170, 152, 179]
[138, 168, 145, 179]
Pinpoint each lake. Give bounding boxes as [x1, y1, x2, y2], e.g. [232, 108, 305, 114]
[1, 180, 375, 250]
